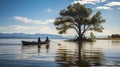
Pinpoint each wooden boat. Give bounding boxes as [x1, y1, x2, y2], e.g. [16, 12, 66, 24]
[22, 40, 49, 45]
[22, 37, 50, 45]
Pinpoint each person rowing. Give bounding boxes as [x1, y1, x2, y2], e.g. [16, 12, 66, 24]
[38, 37, 41, 43]
[45, 36, 50, 43]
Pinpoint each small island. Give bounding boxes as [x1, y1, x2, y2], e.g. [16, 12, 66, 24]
[96, 34, 120, 40]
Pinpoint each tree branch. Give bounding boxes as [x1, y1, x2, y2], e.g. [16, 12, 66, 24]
[81, 24, 91, 36]
[83, 25, 86, 31]
[73, 26, 79, 35]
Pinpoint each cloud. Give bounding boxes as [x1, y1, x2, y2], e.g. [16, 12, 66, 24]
[96, 2, 120, 10]
[5, 25, 38, 34]
[105, 2, 120, 7]
[72, 1, 120, 10]
[9, 25, 37, 30]
[72, 0, 106, 4]
[0, 27, 6, 32]
[45, 8, 52, 12]
[0, 25, 58, 34]
[96, 6, 111, 10]
[0, 27, 5, 30]
[14, 16, 55, 24]
[39, 26, 58, 34]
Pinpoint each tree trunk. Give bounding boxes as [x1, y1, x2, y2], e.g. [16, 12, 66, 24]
[78, 23, 83, 43]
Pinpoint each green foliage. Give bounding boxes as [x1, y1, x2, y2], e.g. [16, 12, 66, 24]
[89, 11, 105, 32]
[54, 3, 105, 39]
[90, 32, 96, 39]
[54, 17, 74, 34]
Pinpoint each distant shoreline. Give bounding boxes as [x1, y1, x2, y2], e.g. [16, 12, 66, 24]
[95, 38, 120, 40]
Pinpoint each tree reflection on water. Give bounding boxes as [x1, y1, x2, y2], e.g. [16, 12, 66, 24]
[55, 42, 104, 67]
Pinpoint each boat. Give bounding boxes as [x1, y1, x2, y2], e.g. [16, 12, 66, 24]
[22, 40, 49, 45]
[22, 37, 50, 45]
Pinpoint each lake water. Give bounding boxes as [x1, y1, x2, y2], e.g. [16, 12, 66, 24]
[0, 39, 120, 67]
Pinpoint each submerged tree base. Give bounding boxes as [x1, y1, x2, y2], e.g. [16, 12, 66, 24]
[65, 38, 96, 42]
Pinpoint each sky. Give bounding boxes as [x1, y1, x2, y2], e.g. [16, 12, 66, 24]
[0, 0, 120, 37]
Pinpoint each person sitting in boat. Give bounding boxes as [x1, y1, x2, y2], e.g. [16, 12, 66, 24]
[38, 37, 41, 43]
[45, 36, 49, 42]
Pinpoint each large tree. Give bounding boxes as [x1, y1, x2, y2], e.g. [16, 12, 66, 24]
[54, 3, 105, 42]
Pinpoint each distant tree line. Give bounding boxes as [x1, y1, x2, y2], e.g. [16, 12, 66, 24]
[108, 34, 120, 38]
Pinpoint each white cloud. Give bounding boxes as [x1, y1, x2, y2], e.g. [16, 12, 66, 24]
[9, 25, 37, 30]
[45, 8, 52, 12]
[96, 6, 111, 10]
[0, 27, 5, 30]
[106, 2, 120, 7]
[5, 25, 38, 34]
[0, 27, 6, 33]
[95, 1, 120, 10]
[72, 1, 120, 10]
[0, 25, 58, 34]
[14, 16, 55, 24]
[100, 0, 106, 2]
[39, 26, 58, 34]
[72, 0, 106, 4]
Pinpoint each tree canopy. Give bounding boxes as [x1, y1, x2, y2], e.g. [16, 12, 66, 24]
[54, 3, 105, 41]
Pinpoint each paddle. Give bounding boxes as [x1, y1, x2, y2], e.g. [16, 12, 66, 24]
[50, 40, 61, 45]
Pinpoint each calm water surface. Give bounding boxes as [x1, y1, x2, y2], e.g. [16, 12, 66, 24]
[0, 39, 120, 67]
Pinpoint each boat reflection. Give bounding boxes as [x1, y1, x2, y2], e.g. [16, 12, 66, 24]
[22, 44, 50, 55]
[46, 44, 50, 53]
[37, 45, 41, 54]
[22, 45, 36, 50]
